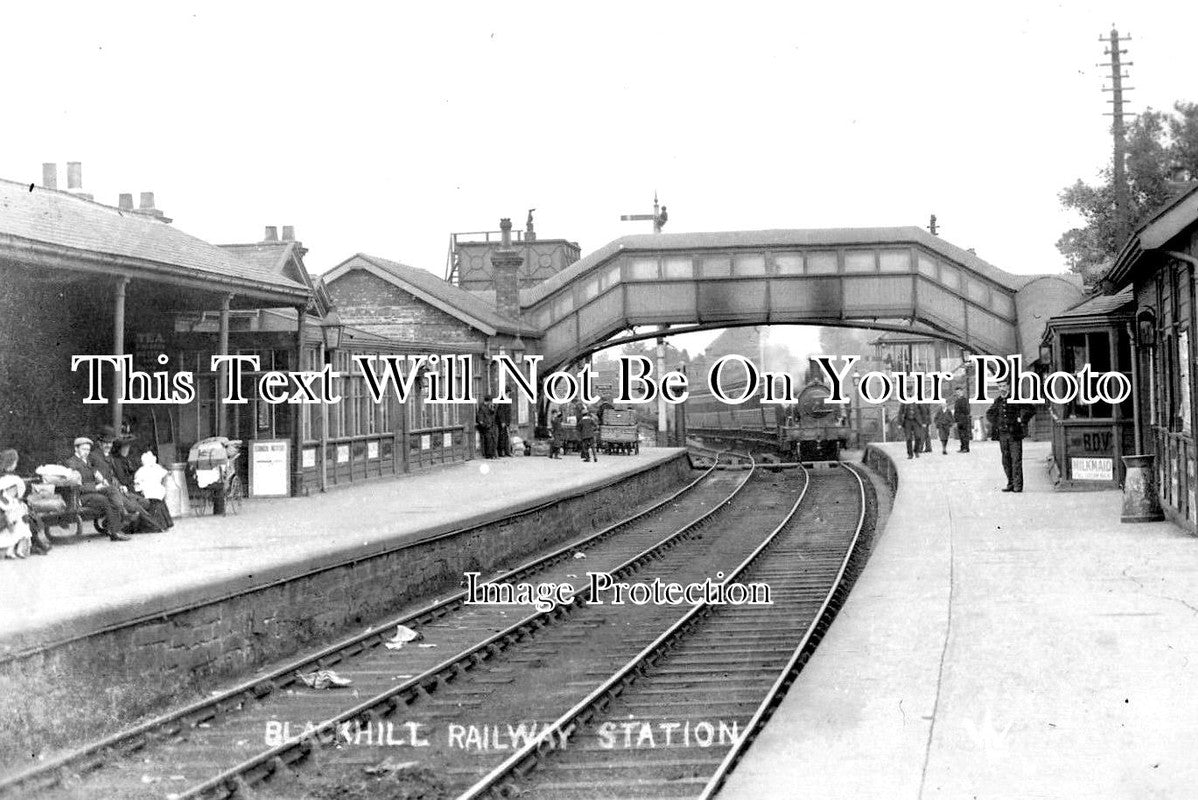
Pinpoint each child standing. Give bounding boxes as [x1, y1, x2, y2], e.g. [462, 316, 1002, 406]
[0, 474, 32, 559]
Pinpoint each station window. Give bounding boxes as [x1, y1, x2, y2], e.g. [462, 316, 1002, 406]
[1059, 331, 1116, 419]
[940, 265, 961, 290]
[966, 279, 990, 305]
[878, 250, 911, 273]
[582, 277, 600, 301]
[843, 251, 875, 273]
[662, 257, 693, 279]
[917, 255, 938, 279]
[733, 254, 766, 276]
[702, 256, 732, 277]
[628, 258, 659, 280]
[806, 252, 838, 274]
[600, 264, 621, 290]
[775, 254, 803, 275]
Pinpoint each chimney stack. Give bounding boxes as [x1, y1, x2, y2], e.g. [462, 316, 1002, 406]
[139, 192, 156, 210]
[67, 162, 82, 190]
[42, 163, 57, 190]
[281, 225, 295, 241]
[264, 226, 279, 242]
[118, 193, 133, 210]
[492, 217, 523, 322]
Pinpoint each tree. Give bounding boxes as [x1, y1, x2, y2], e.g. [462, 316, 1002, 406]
[1057, 102, 1198, 283]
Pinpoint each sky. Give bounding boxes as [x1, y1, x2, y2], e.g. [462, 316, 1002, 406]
[2, 1, 1195, 358]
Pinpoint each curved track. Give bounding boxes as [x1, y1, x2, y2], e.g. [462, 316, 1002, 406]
[458, 463, 870, 800]
[8, 456, 750, 800]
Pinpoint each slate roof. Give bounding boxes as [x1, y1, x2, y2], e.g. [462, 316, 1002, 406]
[1050, 286, 1135, 319]
[524, 227, 1065, 305]
[1105, 183, 1198, 290]
[322, 253, 531, 337]
[0, 178, 308, 298]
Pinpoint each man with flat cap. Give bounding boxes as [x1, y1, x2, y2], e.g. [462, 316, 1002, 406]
[64, 435, 129, 541]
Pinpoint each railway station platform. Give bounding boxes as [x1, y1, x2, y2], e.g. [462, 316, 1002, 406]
[721, 440, 1198, 800]
[0, 448, 687, 664]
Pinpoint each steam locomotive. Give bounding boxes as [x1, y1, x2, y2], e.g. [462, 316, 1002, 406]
[685, 376, 849, 460]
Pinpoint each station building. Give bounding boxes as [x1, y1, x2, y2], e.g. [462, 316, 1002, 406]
[0, 168, 546, 498]
[1099, 185, 1198, 530]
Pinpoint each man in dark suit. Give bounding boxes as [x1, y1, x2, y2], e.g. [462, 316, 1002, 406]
[64, 436, 129, 541]
[495, 401, 511, 457]
[91, 426, 160, 532]
[476, 397, 498, 459]
[986, 385, 1036, 492]
[896, 402, 929, 460]
[953, 386, 972, 452]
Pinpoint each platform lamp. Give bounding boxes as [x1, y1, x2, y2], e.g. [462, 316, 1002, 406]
[320, 310, 345, 354]
[316, 311, 345, 493]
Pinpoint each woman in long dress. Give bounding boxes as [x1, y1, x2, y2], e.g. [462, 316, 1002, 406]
[133, 451, 174, 531]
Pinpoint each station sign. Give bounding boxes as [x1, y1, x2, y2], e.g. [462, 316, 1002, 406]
[249, 439, 290, 497]
[1071, 457, 1113, 481]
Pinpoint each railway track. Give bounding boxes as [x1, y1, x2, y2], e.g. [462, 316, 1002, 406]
[5, 455, 750, 799]
[458, 463, 870, 800]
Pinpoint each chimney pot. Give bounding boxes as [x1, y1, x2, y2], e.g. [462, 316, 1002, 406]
[67, 162, 82, 190]
[264, 226, 279, 242]
[499, 218, 513, 249]
[118, 193, 133, 210]
[42, 163, 57, 190]
[139, 192, 155, 210]
[282, 225, 295, 241]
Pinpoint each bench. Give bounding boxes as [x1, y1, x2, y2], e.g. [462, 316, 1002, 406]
[25, 482, 109, 538]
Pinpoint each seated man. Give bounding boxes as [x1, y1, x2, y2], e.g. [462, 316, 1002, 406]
[64, 436, 129, 541]
[91, 427, 162, 532]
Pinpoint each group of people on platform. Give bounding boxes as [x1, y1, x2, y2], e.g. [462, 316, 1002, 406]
[0, 422, 175, 559]
[896, 386, 974, 459]
[474, 396, 514, 459]
[895, 384, 1036, 493]
[475, 396, 614, 464]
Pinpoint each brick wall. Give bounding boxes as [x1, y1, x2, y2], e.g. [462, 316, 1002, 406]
[0, 268, 115, 468]
[328, 270, 487, 347]
[0, 454, 693, 760]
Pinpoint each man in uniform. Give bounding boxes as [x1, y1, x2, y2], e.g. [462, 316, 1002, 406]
[476, 396, 498, 459]
[64, 436, 129, 541]
[986, 385, 1036, 492]
[953, 386, 972, 452]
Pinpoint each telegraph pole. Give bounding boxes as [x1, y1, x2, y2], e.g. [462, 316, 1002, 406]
[1099, 26, 1135, 240]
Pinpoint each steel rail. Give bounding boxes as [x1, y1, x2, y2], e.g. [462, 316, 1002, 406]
[0, 457, 724, 797]
[695, 461, 868, 800]
[453, 459, 809, 800]
[169, 456, 758, 800]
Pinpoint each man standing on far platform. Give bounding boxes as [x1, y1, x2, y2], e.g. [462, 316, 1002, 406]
[986, 384, 1036, 492]
[476, 396, 498, 459]
[495, 400, 512, 457]
[896, 402, 929, 460]
[953, 386, 972, 452]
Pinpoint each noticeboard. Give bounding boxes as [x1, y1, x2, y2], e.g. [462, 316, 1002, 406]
[249, 439, 290, 497]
